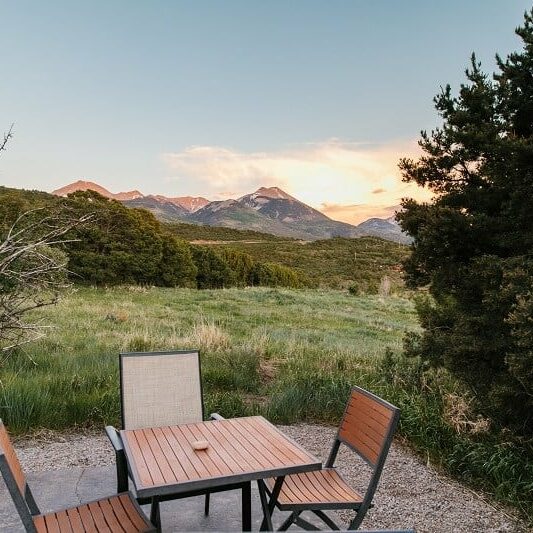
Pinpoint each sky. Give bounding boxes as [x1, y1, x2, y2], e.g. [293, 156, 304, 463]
[0, 1, 530, 224]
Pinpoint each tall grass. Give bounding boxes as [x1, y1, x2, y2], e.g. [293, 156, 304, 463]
[0, 286, 411, 430]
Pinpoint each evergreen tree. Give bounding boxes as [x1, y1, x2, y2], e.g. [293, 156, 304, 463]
[158, 234, 197, 287]
[398, 10, 533, 435]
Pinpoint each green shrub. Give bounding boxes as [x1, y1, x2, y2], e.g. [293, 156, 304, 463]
[219, 249, 255, 286]
[348, 284, 359, 295]
[191, 245, 235, 289]
[251, 261, 305, 288]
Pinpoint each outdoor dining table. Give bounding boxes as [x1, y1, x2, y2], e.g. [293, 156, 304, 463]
[120, 415, 322, 531]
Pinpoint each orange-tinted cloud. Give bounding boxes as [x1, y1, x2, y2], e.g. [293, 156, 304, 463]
[321, 203, 401, 225]
[162, 139, 432, 219]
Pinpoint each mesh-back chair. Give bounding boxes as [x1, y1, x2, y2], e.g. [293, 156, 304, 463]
[120, 350, 204, 430]
[259, 386, 400, 531]
[0, 420, 155, 533]
[106, 350, 236, 527]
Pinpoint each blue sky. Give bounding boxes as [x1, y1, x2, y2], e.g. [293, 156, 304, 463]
[1, 1, 530, 222]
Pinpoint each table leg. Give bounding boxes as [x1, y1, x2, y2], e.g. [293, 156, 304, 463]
[150, 496, 161, 531]
[258, 476, 285, 531]
[242, 481, 252, 531]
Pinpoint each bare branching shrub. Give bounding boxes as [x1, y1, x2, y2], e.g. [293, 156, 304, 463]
[0, 124, 13, 154]
[0, 208, 92, 358]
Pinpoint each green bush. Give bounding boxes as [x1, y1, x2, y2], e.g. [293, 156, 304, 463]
[251, 261, 305, 288]
[191, 245, 235, 289]
[219, 249, 255, 286]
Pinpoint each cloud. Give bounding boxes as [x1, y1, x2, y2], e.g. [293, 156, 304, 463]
[321, 203, 402, 225]
[161, 139, 432, 219]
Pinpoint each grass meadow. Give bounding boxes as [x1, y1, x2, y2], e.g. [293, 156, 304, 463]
[1, 286, 416, 430]
[1, 286, 531, 520]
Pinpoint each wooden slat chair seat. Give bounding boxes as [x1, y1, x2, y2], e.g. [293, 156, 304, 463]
[266, 469, 363, 509]
[33, 493, 153, 533]
[0, 420, 155, 533]
[259, 386, 400, 531]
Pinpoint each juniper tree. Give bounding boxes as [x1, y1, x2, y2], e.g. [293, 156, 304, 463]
[398, 10, 533, 436]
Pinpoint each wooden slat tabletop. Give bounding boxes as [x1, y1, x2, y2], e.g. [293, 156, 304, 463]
[121, 416, 322, 498]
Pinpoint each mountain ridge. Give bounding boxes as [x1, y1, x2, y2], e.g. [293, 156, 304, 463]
[52, 180, 410, 243]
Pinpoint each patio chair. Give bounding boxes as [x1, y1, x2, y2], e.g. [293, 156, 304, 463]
[0, 419, 155, 533]
[105, 350, 237, 525]
[259, 386, 400, 531]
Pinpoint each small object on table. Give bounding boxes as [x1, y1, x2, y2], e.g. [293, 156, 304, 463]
[192, 440, 209, 451]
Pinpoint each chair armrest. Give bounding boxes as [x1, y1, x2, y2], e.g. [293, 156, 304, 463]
[105, 425, 129, 492]
[209, 412, 225, 421]
[105, 425, 124, 452]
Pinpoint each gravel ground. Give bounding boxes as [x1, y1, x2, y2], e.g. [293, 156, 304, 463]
[15, 425, 527, 533]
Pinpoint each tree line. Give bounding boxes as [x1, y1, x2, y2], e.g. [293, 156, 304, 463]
[0, 187, 307, 290]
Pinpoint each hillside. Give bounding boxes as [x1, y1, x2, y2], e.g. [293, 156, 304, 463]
[1, 185, 408, 292]
[219, 237, 407, 291]
[165, 222, 290, 242]
[187, 199, 312, 239]
[167, 221, 408, 291]
[123, 196, 190, 221]
[358, 217, 412, 244]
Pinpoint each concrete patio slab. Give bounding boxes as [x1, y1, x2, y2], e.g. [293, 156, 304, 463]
[0, 466, 329, 532]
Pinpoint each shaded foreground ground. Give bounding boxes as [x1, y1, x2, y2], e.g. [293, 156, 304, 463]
[3, 424, 524, 533]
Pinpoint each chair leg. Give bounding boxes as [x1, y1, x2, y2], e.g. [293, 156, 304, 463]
[116, 451, 128, 493]
[293, 514, 320, 531]
[312, 510, 340, 530]
[348, 509, 365, 530]
[346, 501, 371, 530]
[257, 480, 273, 531]
[258, 476, 285, 531]
[204, 491, 210, 516]
[278, 511, 298, 531]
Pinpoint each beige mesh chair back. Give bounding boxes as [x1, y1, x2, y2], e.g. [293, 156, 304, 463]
[111, 349, 236, 526]
[120, 350, 204, 430]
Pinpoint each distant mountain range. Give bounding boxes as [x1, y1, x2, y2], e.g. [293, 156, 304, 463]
[52, 180, 411, 243]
